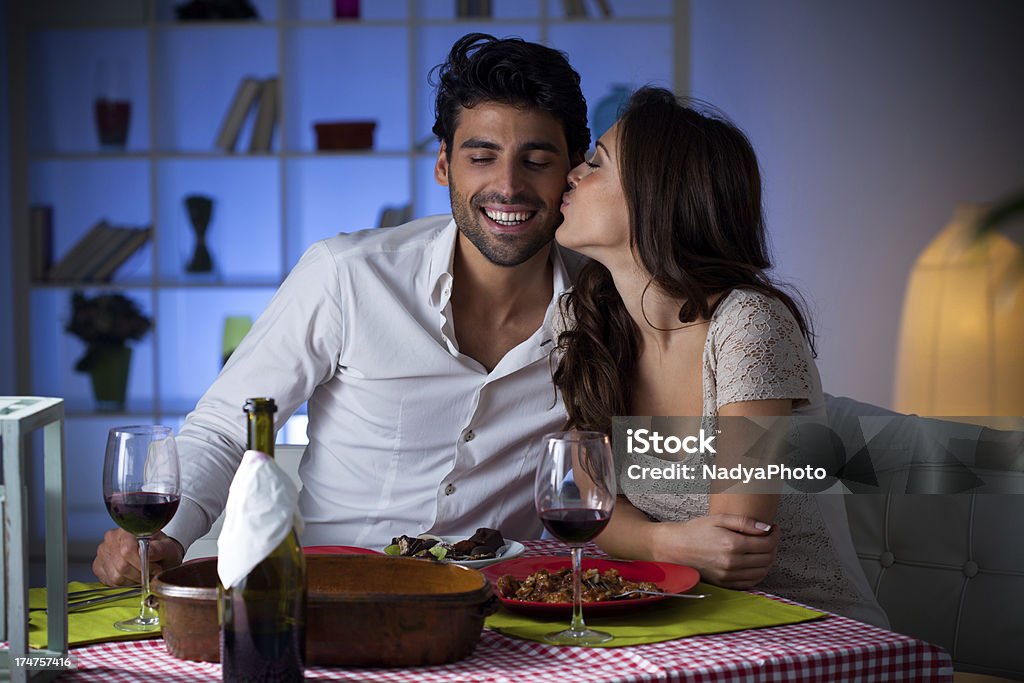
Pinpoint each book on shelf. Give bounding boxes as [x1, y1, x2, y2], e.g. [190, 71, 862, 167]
[73, 225, 138, 282]
[48, 220, 111, 283]
[456, 0, 492, 18]
[562, 0, 587, 18]
[47, 222, 152, 283]
[248, 76, 279, 153]
[29, 204, 54, 282]
[215, 76, 263, 153]
[89, 226, 152, 282]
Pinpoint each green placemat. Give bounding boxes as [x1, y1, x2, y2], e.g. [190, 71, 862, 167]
[485, 582, 826, 647]
[28, 582, 162, 649]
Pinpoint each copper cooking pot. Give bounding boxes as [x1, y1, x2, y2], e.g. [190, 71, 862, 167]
[152, 554, 498, 667]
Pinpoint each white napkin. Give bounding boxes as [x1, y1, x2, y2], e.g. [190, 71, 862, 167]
[217, 450, 304, 589]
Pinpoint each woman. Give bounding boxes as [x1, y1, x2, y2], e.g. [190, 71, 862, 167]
[553, 87, 887, 626]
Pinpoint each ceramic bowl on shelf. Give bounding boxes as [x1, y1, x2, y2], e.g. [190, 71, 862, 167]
[313, 121, 376, 150]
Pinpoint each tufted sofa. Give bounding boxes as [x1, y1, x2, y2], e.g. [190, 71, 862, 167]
[829, 395, 1024, 681]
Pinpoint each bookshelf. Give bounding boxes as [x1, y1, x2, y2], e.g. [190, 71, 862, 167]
[6, 0, 688, 566]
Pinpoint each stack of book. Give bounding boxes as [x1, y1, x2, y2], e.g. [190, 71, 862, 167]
[215, 75, 279, 153]
[47, 221, 152, 283]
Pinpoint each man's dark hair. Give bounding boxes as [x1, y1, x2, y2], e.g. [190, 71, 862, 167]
[431, 33, 590, 161]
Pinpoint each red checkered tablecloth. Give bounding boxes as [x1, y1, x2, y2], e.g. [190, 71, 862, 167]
[56, 540, 954, 682]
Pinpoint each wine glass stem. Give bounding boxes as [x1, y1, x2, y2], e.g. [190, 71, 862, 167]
[570, 544, 586, 634]
[138, 537, 157, 621]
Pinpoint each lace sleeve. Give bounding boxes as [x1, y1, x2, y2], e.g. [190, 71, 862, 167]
[710, 290, 813, 409]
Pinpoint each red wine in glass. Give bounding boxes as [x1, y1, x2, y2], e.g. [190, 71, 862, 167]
[535, 430, 617, 645]
[540, 508, 610, 544]
[105, 492, 180, 538]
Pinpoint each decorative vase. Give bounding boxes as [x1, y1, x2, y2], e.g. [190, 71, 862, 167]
[185, 194, 215, 274]
[94, 58, 131, 151]
[334, 0, 359, 19]
[222, 315, 253, 366]
[88, 345, 132, 412]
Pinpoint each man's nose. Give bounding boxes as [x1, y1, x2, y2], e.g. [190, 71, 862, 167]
[493, 159, 528, 199]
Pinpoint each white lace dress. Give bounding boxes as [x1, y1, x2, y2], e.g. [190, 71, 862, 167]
[622, 288, 890, 627]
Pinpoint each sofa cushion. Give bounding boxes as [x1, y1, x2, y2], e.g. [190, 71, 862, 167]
[828, 395, 1024, 679]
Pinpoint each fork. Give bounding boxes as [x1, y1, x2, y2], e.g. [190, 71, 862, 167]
[67, 589, 142, 612]
[614, 590, 709, 599]
[67, 585, 134, 598]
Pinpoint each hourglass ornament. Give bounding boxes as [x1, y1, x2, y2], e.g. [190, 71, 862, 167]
[184, 194, 215, 274]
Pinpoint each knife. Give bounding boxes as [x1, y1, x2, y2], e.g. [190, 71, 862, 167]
[40, 589, 142, 613]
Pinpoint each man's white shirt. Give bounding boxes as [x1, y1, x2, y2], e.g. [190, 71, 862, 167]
[162, 215, 578, 551]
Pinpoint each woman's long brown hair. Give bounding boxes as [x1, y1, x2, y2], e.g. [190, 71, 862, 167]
[553, 87, 815, 434]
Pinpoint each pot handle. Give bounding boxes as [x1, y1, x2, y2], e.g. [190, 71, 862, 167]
[478, 593, 501, 618]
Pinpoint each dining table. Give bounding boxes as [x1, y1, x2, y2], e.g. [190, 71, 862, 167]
[44, 539, 952, 682]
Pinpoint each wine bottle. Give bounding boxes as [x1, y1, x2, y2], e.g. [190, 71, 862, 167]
[220, 397, 306, 682]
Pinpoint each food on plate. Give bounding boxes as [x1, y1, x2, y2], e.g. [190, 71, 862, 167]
[495, 567, 662, 603]
[384, 528, 505, 561]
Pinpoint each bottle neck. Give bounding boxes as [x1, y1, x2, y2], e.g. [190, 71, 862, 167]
[246, 411, 275, 458]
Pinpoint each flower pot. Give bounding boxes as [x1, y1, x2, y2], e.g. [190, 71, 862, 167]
[88, 345, 132, 412]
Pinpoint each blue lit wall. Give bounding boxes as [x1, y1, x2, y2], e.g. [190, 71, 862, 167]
[690, 0, 1024, 408]
[4, 1, 1024, 578]
[8, 2, 1021, 412]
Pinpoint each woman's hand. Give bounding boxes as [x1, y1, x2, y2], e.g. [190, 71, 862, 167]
[650, 513, 779, 589]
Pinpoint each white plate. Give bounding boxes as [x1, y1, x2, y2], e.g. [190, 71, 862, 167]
[384, 537, 526, 569]
[449, 539, 526, 569]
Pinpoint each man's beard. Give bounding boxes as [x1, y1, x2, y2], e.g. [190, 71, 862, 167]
[448, 176, 559, 268]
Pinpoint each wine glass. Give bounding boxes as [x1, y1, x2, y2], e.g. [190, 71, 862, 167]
[535, 430, 617, 645]
[102, 425, 181, 631]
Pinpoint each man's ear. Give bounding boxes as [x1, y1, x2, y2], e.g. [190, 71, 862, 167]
[435, 141, 450, 187]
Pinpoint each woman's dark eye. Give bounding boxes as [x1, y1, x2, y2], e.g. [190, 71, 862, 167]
[585, 161, 599, 169]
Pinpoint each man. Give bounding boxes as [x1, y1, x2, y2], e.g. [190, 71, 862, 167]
[93, 32, 591, 584]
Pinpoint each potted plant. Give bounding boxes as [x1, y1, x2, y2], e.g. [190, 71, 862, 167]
[66, 291, 153, 411]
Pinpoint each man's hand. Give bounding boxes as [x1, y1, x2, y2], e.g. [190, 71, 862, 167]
[652, 513, 779, 590]
[92, 528, 185, 587]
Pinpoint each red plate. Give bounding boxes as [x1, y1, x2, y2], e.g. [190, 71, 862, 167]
[481, 556, 700, 616]
[303, 545, 382, 556]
